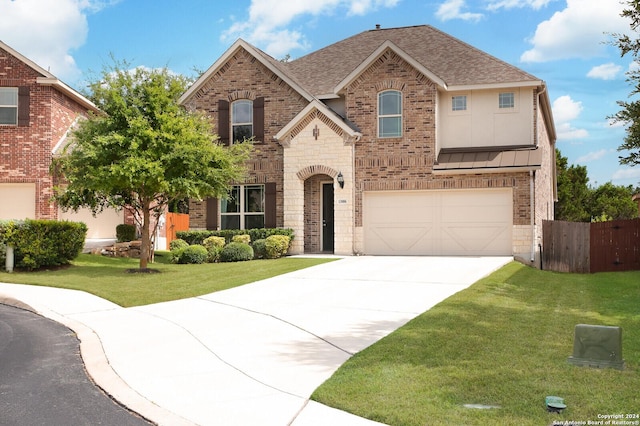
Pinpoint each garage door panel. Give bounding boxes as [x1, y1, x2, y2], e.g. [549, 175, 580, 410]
[364, 189, 512, 256]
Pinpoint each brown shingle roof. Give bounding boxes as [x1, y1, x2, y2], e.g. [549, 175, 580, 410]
[285, 25, 540, 96]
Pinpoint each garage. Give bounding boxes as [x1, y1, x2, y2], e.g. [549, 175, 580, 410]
[59, 207, 124, 239]
[363, 189, 513, 256]
[0, 183, 36, 220]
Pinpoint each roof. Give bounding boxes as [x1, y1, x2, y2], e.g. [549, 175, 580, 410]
[434, 146, 542, 172]
[0, 40, 100, 113]
[285, 25, 541, 97]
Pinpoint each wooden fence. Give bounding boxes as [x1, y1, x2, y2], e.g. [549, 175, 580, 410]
[165, 212, 189, 250]
[542, 218, 640, 273]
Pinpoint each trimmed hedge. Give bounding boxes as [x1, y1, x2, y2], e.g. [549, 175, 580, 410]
[177, 228, 294, 245]
[178, 244, 208, 264]
[116, 223, 136, 242]
[219, 242, 254, 262]
[252, 239, 267, 259]
[0, 219, 87, 270]
[265, 235, 290, 259]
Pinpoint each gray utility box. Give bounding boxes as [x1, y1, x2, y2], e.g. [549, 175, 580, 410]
[568, 324, 624, 370]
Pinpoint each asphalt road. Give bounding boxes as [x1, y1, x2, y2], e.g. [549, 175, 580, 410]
[0, 303, 151, 426]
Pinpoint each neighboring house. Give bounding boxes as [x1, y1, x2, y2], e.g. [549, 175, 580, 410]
[180, 25, 557, 262]
[0, 40, 122, 239]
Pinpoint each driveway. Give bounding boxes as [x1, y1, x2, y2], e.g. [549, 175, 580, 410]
[0, 255, 511, 425]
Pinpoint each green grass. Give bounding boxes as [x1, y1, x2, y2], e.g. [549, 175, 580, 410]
[312, 262, 640, 426]
[0, 253, 335, 307]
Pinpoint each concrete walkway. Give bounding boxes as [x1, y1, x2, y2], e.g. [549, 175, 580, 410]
[0, 256, 511, 425]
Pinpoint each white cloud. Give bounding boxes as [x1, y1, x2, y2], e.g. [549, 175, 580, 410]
[487, 0, 554, 11]
[435, 0, 483, 22]
[576, 149, 608, 163]
[0, 0, 120, 83]
[587, 63, 623, 80]
[521, 0, 628, 62]
[553, 95, 589, 140]
[612, 167, 640, 180]
[222, 0, 400, 58]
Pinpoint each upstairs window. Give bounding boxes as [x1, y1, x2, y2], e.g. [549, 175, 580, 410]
[232, 100, 253, 143]
[452, 95, 467, 111]
[0, 87, 18, 125]
[499, 92, 515, 109]
[220, 184, 265, 230]
[378, 90, 402, 138]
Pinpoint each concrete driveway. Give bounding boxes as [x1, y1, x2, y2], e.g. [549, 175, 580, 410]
[0, 255, 511, 425]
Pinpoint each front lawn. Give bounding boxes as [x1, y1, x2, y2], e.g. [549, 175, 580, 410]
[0, 253, 335, 307]
[312, 262, 640, 426]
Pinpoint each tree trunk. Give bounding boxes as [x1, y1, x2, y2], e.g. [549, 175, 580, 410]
[139, 201, 151, 270]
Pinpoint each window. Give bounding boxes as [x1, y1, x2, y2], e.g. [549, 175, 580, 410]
[220, 185, 265, 229]
[378, 90, 402, 138]
[232, 100, 253, 143]
[452, 95, 467, 111]
[0, 87, 18, 125]
[499, 92, 515, 109]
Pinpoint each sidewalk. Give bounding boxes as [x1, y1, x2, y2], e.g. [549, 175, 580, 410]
[0, 256, 512, 425]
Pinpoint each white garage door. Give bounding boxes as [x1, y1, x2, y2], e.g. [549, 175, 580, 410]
[0, 183, 36, 220]
[363, 189, 513, 256]
[59, 207, 124, 239]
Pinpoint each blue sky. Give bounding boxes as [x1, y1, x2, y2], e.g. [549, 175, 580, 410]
[1, 0, 639, 187]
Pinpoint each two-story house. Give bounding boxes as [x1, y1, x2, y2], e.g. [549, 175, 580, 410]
[0, 40, 122, 239]
[180, 25, 557, 262]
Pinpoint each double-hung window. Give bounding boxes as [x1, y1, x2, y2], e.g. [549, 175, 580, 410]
[0, 87, 18, 125]
[232, 100, 253, 143]
[220, 184, 265, 229]
[378, 90, 402, 138]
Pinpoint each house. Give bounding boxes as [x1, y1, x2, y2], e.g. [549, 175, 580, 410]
[180, 25, 557, 262]
[0, 40, 122, 239]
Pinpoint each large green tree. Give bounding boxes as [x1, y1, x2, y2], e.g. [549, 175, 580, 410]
[609, 0, 640, 168]
[53, 63, 251, 270]
[555, 148, 591, 222]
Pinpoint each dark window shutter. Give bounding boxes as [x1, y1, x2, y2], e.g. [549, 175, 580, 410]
[253, 97, 264, 143]
[206, 197, 219, 230]
[264, 182, 276, 228]
[18, 86, 30, 127]
[218, 100, 230, 146]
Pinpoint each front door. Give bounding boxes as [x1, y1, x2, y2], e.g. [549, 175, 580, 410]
[322, 182, 334, 253]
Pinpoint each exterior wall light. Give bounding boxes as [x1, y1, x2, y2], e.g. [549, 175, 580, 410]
[336, 172, 345, 189]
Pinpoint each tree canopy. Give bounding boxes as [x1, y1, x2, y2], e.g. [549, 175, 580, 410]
[53, 62, 251, 270]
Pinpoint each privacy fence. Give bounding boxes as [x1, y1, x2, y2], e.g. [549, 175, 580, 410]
[542, 218, 640, 273]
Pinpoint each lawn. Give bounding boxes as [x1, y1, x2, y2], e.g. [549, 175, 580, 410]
[312, 262, 640, 426]
[0, 253, 335, 307]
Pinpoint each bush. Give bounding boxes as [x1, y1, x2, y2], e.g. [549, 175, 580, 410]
[203, 236, 225, 263]
[232, 234, 251, 244]
[175, 230, 215, 245]
[178, 244, 208, 264]
[219, 242, 254, 262]
[265, 235, 290, 259]
[169, 238, 189, 251]
[0, 219, 87, 270]
[252, 239, 267, 259]
[116, 223, 136, 242]
[177, 228, 295, 245]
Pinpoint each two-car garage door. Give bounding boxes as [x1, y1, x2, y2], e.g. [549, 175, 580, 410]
[363, 189, 512, 256]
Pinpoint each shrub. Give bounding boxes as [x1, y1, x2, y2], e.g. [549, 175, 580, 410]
[175, 230, 215, 245]
[203, 236, 225, 263]
[232, 234, 251, 244]
[116, 223, 136, 242]
[219, 242, 254, 262]
[178, 244, 208, 264]
[0, 219, 87, 270]
[252, 239, 267, 259]
[169, 238, 189, 251]
[177, 228, 295, 245]
[265, 235, 290, 259]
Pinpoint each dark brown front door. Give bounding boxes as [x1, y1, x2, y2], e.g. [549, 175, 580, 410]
[322, 182, 334, 253]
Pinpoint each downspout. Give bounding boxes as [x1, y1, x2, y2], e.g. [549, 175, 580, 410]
[530, 170, 536, 263]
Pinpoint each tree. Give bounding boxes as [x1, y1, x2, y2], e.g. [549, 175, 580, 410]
[609, 0, 640, 169]
[53, 62, 251, 270]
[555, 148, 591, 222]
[589, 182, 638, 220]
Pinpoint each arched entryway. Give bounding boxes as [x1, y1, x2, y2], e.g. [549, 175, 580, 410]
[303, 173, 335, 253]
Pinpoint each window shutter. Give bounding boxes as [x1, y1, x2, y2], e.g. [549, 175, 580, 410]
[218, 100, 230, 146]
[206, 197, 219, 230]
[18, 86, 30, 127]
[253, 97, 264, 143]
[264, 182, 276, 228]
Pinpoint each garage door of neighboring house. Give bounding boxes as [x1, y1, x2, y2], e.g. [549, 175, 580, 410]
[59, 207, 124, 239]
[0, 183, 36, 220]
[363, 189, 513, 256]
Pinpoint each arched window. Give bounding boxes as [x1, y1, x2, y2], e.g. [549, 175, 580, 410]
[232, 99, 253, 143]
[378, 90, 402, 138]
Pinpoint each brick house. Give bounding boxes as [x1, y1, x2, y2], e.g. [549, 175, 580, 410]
[180, 25, 557, 262]
[0, 40, 122, 238]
